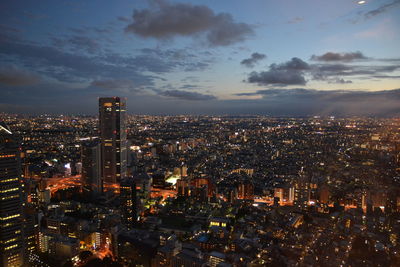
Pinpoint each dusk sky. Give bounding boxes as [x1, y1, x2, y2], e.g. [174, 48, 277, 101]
[0, 0, 399, 116]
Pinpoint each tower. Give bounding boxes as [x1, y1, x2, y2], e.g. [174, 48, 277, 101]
[0, 122, 25, 267]
[81, 140, 101, 194]
[99, 97, 127, 191]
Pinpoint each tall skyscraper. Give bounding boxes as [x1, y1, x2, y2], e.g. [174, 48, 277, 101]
[81, 140, 101, 194]
[99, 97, 127, 190]
[0, 122, 25, 267]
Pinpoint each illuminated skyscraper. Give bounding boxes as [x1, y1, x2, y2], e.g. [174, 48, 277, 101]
[99, 97, 127, 189]
[0, 122, 25, 267]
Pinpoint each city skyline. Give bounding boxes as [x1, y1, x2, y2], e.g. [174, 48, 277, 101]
[0, 0, 399, 116]
[1, 111, 399, 266]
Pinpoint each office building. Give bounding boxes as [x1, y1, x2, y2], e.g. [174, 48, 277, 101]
[208, 251, 225, 267]
[81, 140, 101, 194]
[120, 177, 138, 229]
[294, 174, 310, 210]
[237, 181, 254, 200]
[99, 97, 127, 189]
[0, 122, 25, 267]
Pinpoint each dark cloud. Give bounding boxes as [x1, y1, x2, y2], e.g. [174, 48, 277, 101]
[206, 13, 253, 46]
[313, 64, 351, 72]
[159, 90, 216, 101]
[236, 88, 315, 97]
[0, 66, 40, 86]
[311, 51, 367, 62]
[274, 57, 310, 71]
[247, 57, 309, 86]
[0, 36, 212, 87]
[331, 78, 352, 84]
[246, 54, 399, 87]
[180, 84, 199, 90]
[125, 3, 214, 37]
[247, 70, 306, 86]
[364, 0, 400, 19]
[0, 39, 157, 85]
[125, 1, 253, 46]
[372, 75, 400, 79]
[134, 48, 212, 72]
[241, 52, 267, 68]
[90, 79, 137, 91]
[311, 65, 353, 83]
[231, 88, 400, 117]
[310, 63, 400, 81]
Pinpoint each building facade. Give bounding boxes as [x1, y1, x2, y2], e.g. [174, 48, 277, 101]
[99, 97, 128, 188]
[0, 123, 25, 267]
[81, 140, 101, 194]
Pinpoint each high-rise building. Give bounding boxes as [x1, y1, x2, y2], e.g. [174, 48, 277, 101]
[81, 140, 101, 194]
[0, 122, 25, 267]
[294, 174, 310, 210]
[24, 205, 39, 255]
[99, 97, 127, 190]
[120, 177, 137, 229]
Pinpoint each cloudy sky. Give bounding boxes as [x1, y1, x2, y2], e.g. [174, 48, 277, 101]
[0, 0, 399, 116]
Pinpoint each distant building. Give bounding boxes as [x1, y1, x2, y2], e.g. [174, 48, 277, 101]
[0, 122, 25, 267]
[38, 188, 51, 205]
[99, 97, 128, 189]
[39, 232, 79, 259]
[176, 179, 190, 197]
[152, 234, 181, 267]
[208, 251, 225, 267]
[237, 181, 254, 201]
[172, 251, 206, 267]
[209, 217, 228, 230]
[294, 174, 310, 210]
[118, 230, 159, 266]
[318, 184, 330, 204]
[274, 188, 284, 205]
[24, 205, 39, 254]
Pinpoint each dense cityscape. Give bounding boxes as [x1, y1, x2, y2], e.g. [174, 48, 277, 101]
[1, 0, 400, 266]
[1, 97, 399, 267]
